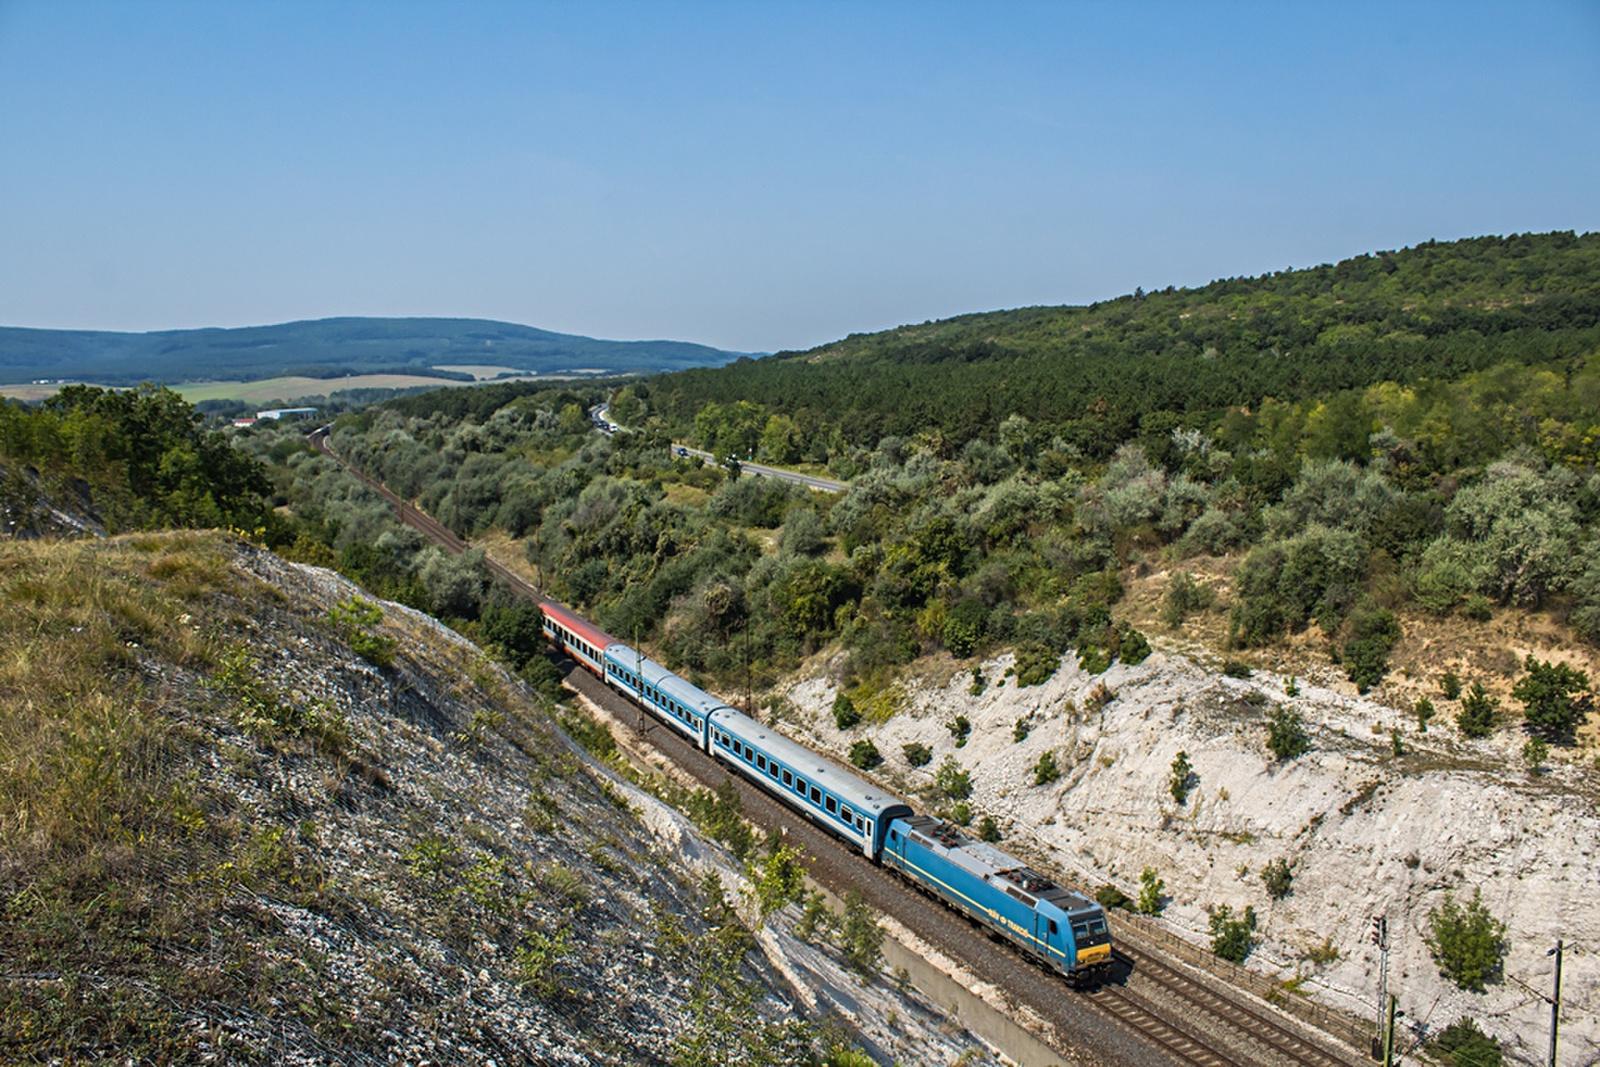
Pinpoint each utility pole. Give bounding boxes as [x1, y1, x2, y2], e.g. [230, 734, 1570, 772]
[1548, 940, 1564, 1067]
[1383, 994, 1398, 1067]
[1371, 915, 1389, 1061]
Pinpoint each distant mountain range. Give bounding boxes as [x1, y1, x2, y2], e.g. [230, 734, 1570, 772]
[0, 317, 754, 386]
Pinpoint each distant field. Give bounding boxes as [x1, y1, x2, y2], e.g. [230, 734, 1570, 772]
[2, 372, 540, 406]
[432, 364, 530, 380]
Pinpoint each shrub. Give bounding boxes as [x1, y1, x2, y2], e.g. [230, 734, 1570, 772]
[1169, 750, 1193, 805]
[1014, 643, 1061, 687]
[977, 815, 1001, 842]
[1522, 736, 1548, 772]
[1512, 655, 1591, 740]
[1222, 658, 1254, 679]
[934, 756, 971, 800]
[946, 715, 971, 747]
[1457, 683, 1499, 739]
[942, 597, 989, 657]
[1033, 750, 1061, 786]
[1342, 606, 1401, 693]
[848, 739, 882, 770]
[1077, 644, 1112, 674]
[1414, 697, 1435, 733]
[1266, 705, 1310, 761]
[1434, 1018, 1503, 1067]
[1440, 671, 1463, 700]
[1136, 867, 1165, 916]
[1096, 884, 1133, 911]
[1460, 594, 1493, 621]
[1113, 623, 1152, 665]
[902, 741, 933, 768]
[832, 692, 861, 730]
[1162, 571, 1214, 629]
[1261, 857, 1293, 900]
[949, 801, 972, 826]
[1012, 717, 1030, 743]
[1425, 887, 1507, 992]
[1209, 904, 1258, 963]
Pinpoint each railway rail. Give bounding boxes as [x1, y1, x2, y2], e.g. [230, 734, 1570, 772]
[305, 425, 1371, 1067]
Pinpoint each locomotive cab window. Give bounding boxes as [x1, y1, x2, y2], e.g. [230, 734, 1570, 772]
[1049, 920, 1058, 935]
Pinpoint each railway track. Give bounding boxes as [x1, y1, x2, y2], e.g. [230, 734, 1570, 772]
[305, 427, 1370, 1067]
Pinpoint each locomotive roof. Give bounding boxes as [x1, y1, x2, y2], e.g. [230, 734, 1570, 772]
[897, 815, 1099, 915]
[711, 706, 913, 820]
[540, 600, 618, 651]
[604, 644, 733, 718]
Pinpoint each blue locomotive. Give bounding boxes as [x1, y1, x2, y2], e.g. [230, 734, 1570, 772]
[540, 598, 1112, 981]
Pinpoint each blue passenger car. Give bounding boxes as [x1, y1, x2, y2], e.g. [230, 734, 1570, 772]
[882, 815, 1112, 981]
[602, 644, 723, 750]
[708, 707, 912, 858]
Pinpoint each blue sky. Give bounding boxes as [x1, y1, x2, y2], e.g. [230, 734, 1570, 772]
[1, 1, 1597, 353]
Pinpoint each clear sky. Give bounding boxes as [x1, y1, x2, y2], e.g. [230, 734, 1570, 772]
[1, 1, 1597, 354]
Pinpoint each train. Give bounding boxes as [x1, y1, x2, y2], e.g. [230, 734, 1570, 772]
[540, 599, 1113, 983]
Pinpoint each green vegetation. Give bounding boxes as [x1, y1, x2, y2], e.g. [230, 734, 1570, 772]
[848, 738, 882, 770]
[831, 691, 861, 729]
[1425, 888, 1509, 992]
[1162, 571, 1214, 629]
[1137, 867, 1166, 917]
[1261, 857, 1294, 900]
[1266, 705, 1310, 761]
[1208, 904, 1258, 963]
[1441, 671, 1463, 700]
[1415, 696, 1435, 732]
[1096, 884, 1133, 911]
[934, 756, 972, 801]
[1434, 1017, 1503, 1067]
[977, 815, 1001, 842]
[946, 713, 971, 747]
[1169, 750, 1193, 804]
[1512, 655, 1591, 741]
[902, 741, 933, 768]
[1457, 682, 1500, 739]
[1522, 736, 1549, 772]
[1033, 749, 1061, 786]
[840, 890, 884, 980]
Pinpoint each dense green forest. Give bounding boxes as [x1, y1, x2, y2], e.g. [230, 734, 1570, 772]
[642, 232, 1600, 466]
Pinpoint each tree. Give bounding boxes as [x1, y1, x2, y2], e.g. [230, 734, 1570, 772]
[1266, 705, 1309, 761]
[1208, 904, 1257, 963]
[1521, 736, 1548, 772]
[1414, 697, 1435, 733]
[902, 742, 932, 768]
[1425, 887, 1508, 992]
[748, 842, 807, 918]
[840, 890, 883, 979]
[1511, 655, 1591, 740]
[1169, 750, 1193, 804]
[1457, 682, 1499, 739]
[1136, 867, 1165, 916]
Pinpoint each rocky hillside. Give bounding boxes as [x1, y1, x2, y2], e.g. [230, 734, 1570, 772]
[780, 635, 1600, 1065]
[0, 532, 1001, 1065]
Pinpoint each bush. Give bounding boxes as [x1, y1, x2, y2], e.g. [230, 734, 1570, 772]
[1425, 887, 1507, 992]
[1169, 750, 1193, 805]
[1012, 717, 1030, 743]
[1077, 644, 1112, 674]
[1512, 655, 1591, 740]
[1342, 606, 1401, 693]
[1208, 903, 1257, 963]
[942, 597, 989, 657]
[1136, 867, 1165, 916]
[1266, 705, 1310, 761]
[1221, 658, 1254, 679]
[1434, 1017, 1503, 1067]
[1521, 736, 1548, 772]
[1013, 643, 1061, 687]
[1261, 857, 1293, 900]
[1162, 571, 1214, 629]
[977, 815, 1001, 842]
[832, 692, 861, 730]
[946, 715, 971, 747]
[1441, 671, 1463, 700]
[1457, 682, 1499, 739]
[840, 890, 884, 979]
[1096, 884, 1133, 911]
[1033, 750, 1060, 786]
[934, 756, 971, 800]
[1414, 697, 1435, 733]
[848, 739, 882, 770]
[1460, 594, 1493, 621]
[902, 741, 933, 768]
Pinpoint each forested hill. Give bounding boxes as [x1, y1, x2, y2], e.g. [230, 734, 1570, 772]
[649, 231, 1600, 454]
[0, 316, 751, 386]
